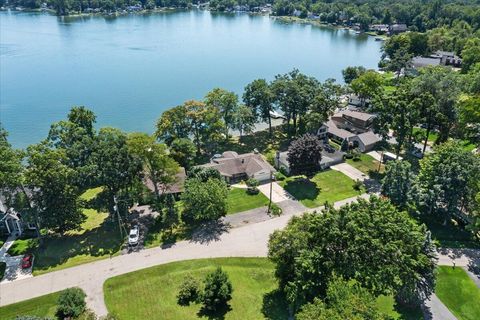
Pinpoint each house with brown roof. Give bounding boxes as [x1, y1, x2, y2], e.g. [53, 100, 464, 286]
[144, 167, 187, 196]
[318, 110, 381, 152]
[198, 151, 276, 184]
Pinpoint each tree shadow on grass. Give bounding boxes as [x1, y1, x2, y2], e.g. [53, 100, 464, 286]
[31, 219, 125, 273]
[189, 220, 232, 244]
[261, 289, 290, 320]
[281, 177, 320, 201]
[197, 303, 232, 320]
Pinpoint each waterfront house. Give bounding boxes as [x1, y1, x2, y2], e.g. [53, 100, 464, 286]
[388, 24, 407, 35]
[198, 151, 275, 184]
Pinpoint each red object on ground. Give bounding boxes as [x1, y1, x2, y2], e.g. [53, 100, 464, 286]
[21, 254, 33, 269]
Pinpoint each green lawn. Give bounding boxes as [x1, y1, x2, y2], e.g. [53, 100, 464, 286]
[0, 262, 6, 281]
[346, 153, 385, 178]
[436, 266, 480, 320]
[278, 170, 365, 208]
[412, 127, 439, 143]
[414, 214, 479, 249]
[8, 188, 125, 275]
[104, 258, 289, 320]
[376, 295, 424, 320]
[227, 187, 269, 214]
[0, 291, 60, 319]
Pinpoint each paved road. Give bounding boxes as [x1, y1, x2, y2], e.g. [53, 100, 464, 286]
[2, 193, 477, 319]
[0, 194, 365, 315]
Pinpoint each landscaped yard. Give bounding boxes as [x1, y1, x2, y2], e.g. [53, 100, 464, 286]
[7, 187, 125, 275]
[346, 153, 385, 178]
[376, 295, 424, 320]
[0, 291, 61, 319]
[278, 170, 365, 208]
[227, 187, 269, 214]
[414, 214, 479, 249]
[104, 258, 289, 320]
[436, 266, 480, 320]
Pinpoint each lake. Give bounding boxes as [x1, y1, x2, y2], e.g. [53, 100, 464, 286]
[0, 10, 382, 148]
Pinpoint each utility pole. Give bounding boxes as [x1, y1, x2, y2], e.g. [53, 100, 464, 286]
[113, 195, 127, 240]
[268, 170, 273, 214]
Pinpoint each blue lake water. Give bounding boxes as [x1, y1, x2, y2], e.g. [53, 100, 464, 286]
[0, 10, 382, 148]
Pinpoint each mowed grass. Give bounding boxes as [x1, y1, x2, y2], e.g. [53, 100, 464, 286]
[278, 170, 365, 208]
[227, 188, 269, 214]
[376, 295, 424, 320]
[9, 188, 125, 275]
[436, 266, 480, 320]
[104, 258, 289, 320]
[0, 291, 60, 319]
[346, 153, 384, 178]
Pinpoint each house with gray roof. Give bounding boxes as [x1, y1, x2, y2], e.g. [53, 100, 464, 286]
[198, 151, 275, 183]
[317, 110, 381, 152]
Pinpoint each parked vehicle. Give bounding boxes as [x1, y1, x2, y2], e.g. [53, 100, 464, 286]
[21, 253, 34, 269]
[410, 147, 423, 159]
[128, 225, 140, 246]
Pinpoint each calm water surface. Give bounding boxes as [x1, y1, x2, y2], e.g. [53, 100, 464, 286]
[0, 10, 381, 148]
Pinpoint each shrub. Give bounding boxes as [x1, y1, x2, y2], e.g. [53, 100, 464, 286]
[56, 288, 86, 319]
[246, 178, 259, 188]
[343, 153, 354, 159]
[269, 203, 283, 216]
[246, 187, 260, 195]
[353, 179, 363, 191]
[177, 275, 200, 306]
[202, 267, 233, 311]
[15, 317, 54, 320]
[274, 172, 286, 181]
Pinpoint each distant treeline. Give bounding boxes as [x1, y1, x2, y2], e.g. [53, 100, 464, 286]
[4, 0, 480, 32]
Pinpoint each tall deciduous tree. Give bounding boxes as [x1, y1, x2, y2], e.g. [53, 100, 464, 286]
[169, 138, 196, 170]
[205, 88, 239, 139]
[268, 196, 436, 311]
[414, 141, 480, 223]
[271, 69, 320, 135]
[350, 71, 384, 106]
[157, 101, 223, 155]
[305, 79, 342, 132]
[0, 125, 24, 205]
[232, 104, 256, 138]
[411, 66, 461, 143]
[287, 134, 323, 174]
[372, 83, 421, 157]
[381, 160, 415, 209]
[243, 79, 275, 138]
[296, 277, 387, 320]
[93, 128, 142, 205]
[48, 106, 97, 189]
[25, 142, 85, 234]
[181, 177, 228, 224]
[127, 133, 179, 200]
[342, 66, 366, 84]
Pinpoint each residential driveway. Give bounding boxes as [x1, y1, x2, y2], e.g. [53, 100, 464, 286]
[331, 163, 367, 181]
[2, 196, 476, 318]
[1, 256, 33, 283]
[423, 294, 457, 320]
[258, 182, 294, 203]
[367, 151, 382, 162]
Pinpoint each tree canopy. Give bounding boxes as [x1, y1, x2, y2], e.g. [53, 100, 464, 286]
[268, 196, 436, 311]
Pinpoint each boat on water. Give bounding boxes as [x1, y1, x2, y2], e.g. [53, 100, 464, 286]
[375, 37, 385, 41]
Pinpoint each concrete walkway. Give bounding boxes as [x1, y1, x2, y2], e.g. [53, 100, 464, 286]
[331, 162, 368, 182]
[257, 182, 294, 203]
[0, 235, 34, 283]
